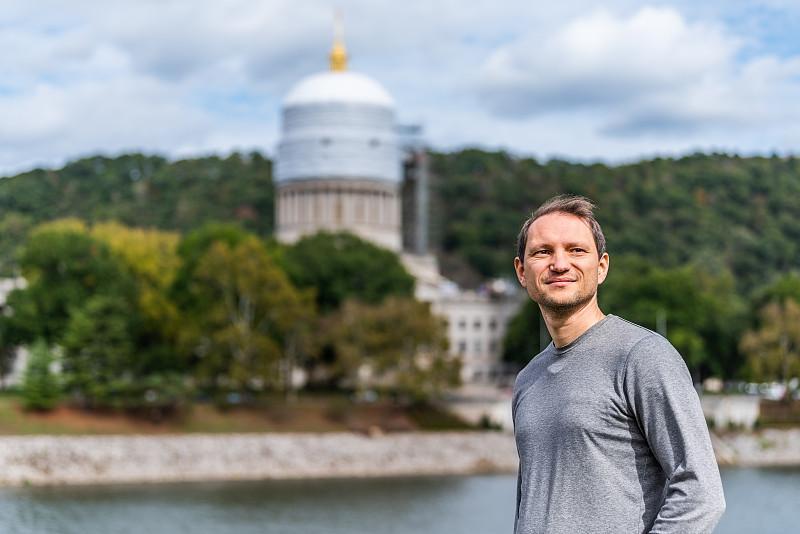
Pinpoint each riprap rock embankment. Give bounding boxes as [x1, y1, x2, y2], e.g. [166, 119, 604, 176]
[3, 429, 799, 486]
[0, 432, 518, 486]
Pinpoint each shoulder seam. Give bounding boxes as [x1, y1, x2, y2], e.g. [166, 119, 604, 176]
[612, 314, 658, 337]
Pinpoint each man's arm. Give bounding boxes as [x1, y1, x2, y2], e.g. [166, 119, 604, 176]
[625, 335, 726, 534]
[511, 389, 522, 534]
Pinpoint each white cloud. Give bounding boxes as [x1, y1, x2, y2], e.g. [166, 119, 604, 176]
[467, 6, 800, 144]
[2, 1, 800, 173]
[472, 8, 733, 114]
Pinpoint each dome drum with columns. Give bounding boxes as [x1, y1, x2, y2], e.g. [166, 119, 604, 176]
[276, 178, 401, 249]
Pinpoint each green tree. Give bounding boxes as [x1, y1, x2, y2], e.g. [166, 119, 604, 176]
[0, 344, 16, 391]
[3, 221, 137, 345]
[319, 297, 460, 401]
[60, 295, 141, 407]
[0, 313, 20, 389]
[0, 212, 34, 276]
[283, 231, 415, 313]
[21, 339, 61, 411]
[4, 220, 188, 409]
[740, 300, 800, 383]
[171, 222, 253, 307]
[754, 272, 800, 309]
[598, 256, 746, 379]
[177, 237, 315, 397]
[91, 221, 183, 373]
[502, 299, 551, 368]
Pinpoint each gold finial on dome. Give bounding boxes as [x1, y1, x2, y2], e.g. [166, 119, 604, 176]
[329, 9, 348, 72]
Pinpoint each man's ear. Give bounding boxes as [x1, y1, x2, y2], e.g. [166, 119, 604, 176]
[514, 257, 526, 287]
[597, 253, 610, 285]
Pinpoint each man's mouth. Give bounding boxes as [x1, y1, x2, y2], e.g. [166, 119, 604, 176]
[545, 277, 576, 287]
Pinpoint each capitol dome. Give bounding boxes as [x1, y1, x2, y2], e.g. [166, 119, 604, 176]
[274, 26, 403, 251]
[275, 63, 400, 185]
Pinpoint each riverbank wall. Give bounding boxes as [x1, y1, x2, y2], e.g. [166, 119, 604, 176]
[0, 431, 518, 487]
[711, 428, 800, 467]
[1, 428, 798, 487]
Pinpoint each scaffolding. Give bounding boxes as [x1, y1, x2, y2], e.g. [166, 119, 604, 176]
[398, 124, 429, 256]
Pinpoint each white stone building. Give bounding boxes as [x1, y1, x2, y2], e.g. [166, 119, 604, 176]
[434, 283, 523, 384]
[402, 257, 523, 385]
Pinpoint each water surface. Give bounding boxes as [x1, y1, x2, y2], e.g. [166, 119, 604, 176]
[0, 467, 796, 533]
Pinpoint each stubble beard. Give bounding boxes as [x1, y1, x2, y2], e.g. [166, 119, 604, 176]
[529, 284, 598, 319]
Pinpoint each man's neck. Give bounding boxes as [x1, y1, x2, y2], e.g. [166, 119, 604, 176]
[541, 300, 606, 348]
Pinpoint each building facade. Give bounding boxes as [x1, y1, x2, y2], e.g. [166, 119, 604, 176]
[435, 286, 522, 384]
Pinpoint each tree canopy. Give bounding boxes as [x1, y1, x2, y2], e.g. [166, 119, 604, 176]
[318, 297, 459, 400]
[176, 236, 315, 394]
[0, 219, 453, 407]
[283, 231, 415, 313]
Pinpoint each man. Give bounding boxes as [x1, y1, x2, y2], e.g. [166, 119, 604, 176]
[512, 195, 725, 534]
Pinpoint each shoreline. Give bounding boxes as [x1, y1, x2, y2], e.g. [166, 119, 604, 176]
[0, 431, 518, 487]
[711, 428, 800, 467]
[1, 428, 798, 487]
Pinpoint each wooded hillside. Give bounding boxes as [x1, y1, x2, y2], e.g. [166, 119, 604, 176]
[430, 150, 800, 293]
[4, 149, 798, 294]
[0, 152, 273, 276]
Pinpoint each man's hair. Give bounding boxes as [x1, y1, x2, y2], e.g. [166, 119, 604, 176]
[516, 195, 606, 260]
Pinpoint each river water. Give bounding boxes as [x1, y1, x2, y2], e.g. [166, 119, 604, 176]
[0, 467, 796, 533]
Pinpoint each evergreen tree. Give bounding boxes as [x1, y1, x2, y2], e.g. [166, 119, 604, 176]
[22, 339, 61, 411]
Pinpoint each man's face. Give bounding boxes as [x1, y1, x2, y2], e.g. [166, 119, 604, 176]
[514, 212, 609, 314]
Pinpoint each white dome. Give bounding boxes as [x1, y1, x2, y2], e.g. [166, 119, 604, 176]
[284, 71, 395, 108]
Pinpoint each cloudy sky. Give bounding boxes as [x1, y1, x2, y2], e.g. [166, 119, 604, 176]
[2, 0, 799, 175]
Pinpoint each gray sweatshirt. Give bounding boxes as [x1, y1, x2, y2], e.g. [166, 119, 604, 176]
[512, 315, 725, 534]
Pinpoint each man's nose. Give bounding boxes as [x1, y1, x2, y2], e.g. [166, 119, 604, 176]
[550, 250, 569, 272]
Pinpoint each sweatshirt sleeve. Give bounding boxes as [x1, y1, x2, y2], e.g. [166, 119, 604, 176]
[624, 335, 726, 534]
[511, 383, 522, 534]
